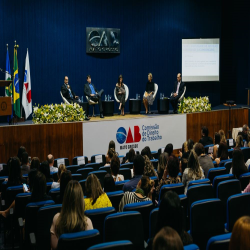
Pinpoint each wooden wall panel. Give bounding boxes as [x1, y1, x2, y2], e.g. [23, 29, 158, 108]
[0, 122, 83, 164]
[186, 108, 249, 143]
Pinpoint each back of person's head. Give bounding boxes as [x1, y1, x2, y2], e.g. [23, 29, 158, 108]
[217, 142, 228, 160]
[182, 141, 188, 153]
[143, 155, 155, 177]
[40, 161, 51, 181]
[30, 157, 40, 170]
[187, 150, 202, 178]
[153, 226, 184, 250]
[108, 148, 117, 160]
[133, 155, 145, 175]
[31, 172, 47, 202]
[180, 158, 188, 174]
[218, 129, 226, 143]
[47, 154, 54, 165]
[8, 157, 21, 183]
[108, 140, 116, 151]
[28, 169, 38, 191]
[232, 149, 246, 178]
[17, 146, 26, 162]
[58, 164, 66, 180]
[201, 126, 209, 137]
[158, 152, 168, 175]
[214, 132, 221, 145]
[187, 139, 194, 151]
[110, 155, 120, 176]
[243, 124, 249, 133]
[167, 155, 180, 178]
[236, 135, 244, 148]
[60, 170, 72, 198]
[229, 216, 250, 250]
[85, 174, 104, 205]
[138, 175, 154, 197]
[56, 180, 86, 237]
[103, 173, 115, 192]
[164, 144, 173, 156]
[128, 148, 135, 162]
[156, 191, 183, 237]
[21, 152, 29, 165]
[141, 146, 153, 159]
[194, 143, 205, 157]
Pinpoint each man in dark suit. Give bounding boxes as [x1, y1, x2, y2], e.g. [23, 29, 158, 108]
[61, 76, 90, 120]
[199, 126, 213, 146]
[170, 73, 185, 114]
[84, 75, 104, 118]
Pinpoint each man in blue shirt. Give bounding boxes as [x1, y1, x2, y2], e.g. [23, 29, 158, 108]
[84, 75, 104, 118]
[123, 154, 145, 192]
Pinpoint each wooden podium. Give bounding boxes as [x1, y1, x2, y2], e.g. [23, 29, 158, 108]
[0, 80, 12, 116]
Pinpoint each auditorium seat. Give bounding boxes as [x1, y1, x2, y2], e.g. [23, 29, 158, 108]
[5, 185, 24, 209]
[218, 159, 232, 168]
[0, 176, 8, 192]
[85, 207, 116, 236]
[91, 154, 106, 166]
[226, 193, 250, 232]
[151, 151, 158, 159]
[104, 211, 144, 250]
[115, 180, 129, 191]
[77, 167, 94, 179]
[183, 244, 200, 250]
[121, 163, 133, 169]
[217, 179, 241, 222]
[204, 144, 214, 155]
[57, 229, 101, 250]
[187, 184, 214, 215]
[123, 200, 154, 240]
[85, 163, 101, 172]
[149, 208, 159, 239]
[79, 179, 87, 194]
[188, 178, 210, 188]
[150, 159, 158, 169]
[66, 165, 80, 174]
[106, 191, 124, 211]
[119, 168, 131, 180]
[241, 147, 250, 162]
[51, 172, 58, 182]
[99, 166, 111, 174]
[49, 188, 60, 202]
[159, 183, 185, 202]
[54, 158, 69, 167]
[228, 148, 234, 159]
[88, 170, 107, 187]
[150, 176, 158, 188]
[118, 155, 125, 164]
[224, 161, 232, 174]
[72, 156, 88, 167]
[15, 193, 32, 221]
[239, 172, 250, 191]
[71, 173, 83, 182]
[31, 204, 62, 250]
[207, 167, 227, 183]
[190, 199, 224, 249]
[157, 147, 165, 158]
[212, 174, 234, 195]
[88, 240, 133, 250]
[206, 233, 231, 250]
[46, 182, 53, 193]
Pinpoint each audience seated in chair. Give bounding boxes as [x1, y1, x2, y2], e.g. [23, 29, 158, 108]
[111, 155, 124, 182]
[106, 148, 117, 166]
[141, 146, 154, 160]
[143, 155, 157, 178]
[235, 135, 244, 149]
[164, 143, 174, 156]
[21, 152, 30, 175]
[105, 140, 117, 164]
[182, 150, 205, 194]
[157, 152, 168, 181]
[103, 173, 116, 192]
[238, 124, 249, 143]
[47, 154, 58, 172]
[214, 142, 229, 165]
[199, 126, 213, 146]
[30, 157, 40, 170]
[231, 149, 248, 178]
[50, 180, 93, 250]
[56, 171, 72, 204]
[40, 161, 54, 182]
[51, 164, 66, 189]
[119, 175, 154, 211]
[125, 148, 135, 163]
[219, 129, 227, 144]
[17, 146, 26, 163]
[84, 174, 112, 210]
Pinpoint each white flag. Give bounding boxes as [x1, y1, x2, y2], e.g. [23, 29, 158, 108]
[22, 49, 32, 119]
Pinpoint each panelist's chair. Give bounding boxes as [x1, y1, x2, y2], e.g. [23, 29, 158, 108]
[143, 83, 158, 112]
[60, 91, 70, 104]
[114, 84, 129, 106]
[178, 86, 186, 102]
[86, 95, 98, 117]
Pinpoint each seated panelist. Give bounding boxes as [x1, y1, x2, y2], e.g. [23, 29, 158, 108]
[143, 73, 155, 114]
[115, 74, 126, 116]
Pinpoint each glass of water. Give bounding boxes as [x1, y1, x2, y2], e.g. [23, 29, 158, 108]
[136, 94, 138, 99]
[138, 94, 140, 99]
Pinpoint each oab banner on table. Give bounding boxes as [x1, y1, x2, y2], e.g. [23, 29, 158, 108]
[82, 115, 187, 158]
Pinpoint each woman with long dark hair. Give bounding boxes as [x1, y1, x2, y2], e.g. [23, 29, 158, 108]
[231, 149, 248, 178]
[115, 75, 126, 116]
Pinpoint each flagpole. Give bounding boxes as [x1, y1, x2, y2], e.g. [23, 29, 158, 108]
[13, 40, 19, 124]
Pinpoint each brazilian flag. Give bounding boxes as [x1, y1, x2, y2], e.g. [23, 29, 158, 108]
[13, 45, 21, 118]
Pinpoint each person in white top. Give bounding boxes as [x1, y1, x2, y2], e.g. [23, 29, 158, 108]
[111, 155, 124, 182]
[50, 180, 93, 250]
[51, 164, 66, 189]
[47, 154, 58, 172]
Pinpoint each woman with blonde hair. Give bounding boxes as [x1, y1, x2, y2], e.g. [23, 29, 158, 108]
[157, 152, 168, 180]
[143, 155, 157, 178]
[50, 180, 93, 249]
[229, 216, 250, 250]
[51, 164, 66, 189]
[143, 73, 155, 114]
[235, 135, 244, 149]
[84, 174, 112, 210]
[218, 129, 227, 144]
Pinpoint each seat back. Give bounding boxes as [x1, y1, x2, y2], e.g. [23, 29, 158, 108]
[204, 144, 214, 155]
[5, 185, 24, 208]
[77, 167, 94, 179]
[227, 139, 236, 149]
[190, 199, 224, 249]
[85, 163, 101, 171]
[158, 147, 165, 159]
[71, 174, 82, 181]
[91, 154, 106, 166]
[119, 168, 131, 180]
[49, 188, 60, 202]
[60, 91, 70, 104]
[159, 183, 184, 202]
[57, 229, 101, 250]
[66, 165, 80, 174]
[178, 86, 186, 102]
[115, 180, 129, 191]
[106, 191, 124, 212]
[88, 240, 133, 250]
[239, 172, 250, 191]
[212, 174, 234, 194]
[218, 159, 232, 167]
[207, 167, 227, 183]
[14, 193, 32, 221]
[88, 170, 107, 187]
[149, 208, 159, 238]
[54, 158, 69, 167]
[206, 233, 231, 250]
[85, 207, 116, 236]
[224, 161, 232, 174]
[123, 201, 154, 240]
[227, 193, 250, 231]
[104, 211, 144, 250]
[72, 156, 88, 167]
[36, 204, 62, 250]
[79, 179, 87, 194]
[114, 84, 129, 103]
[150, 159, 158, 169]
[151, 151, 158, 159]
[99, 166, 111, 174]
[183, 244, 200, 250]
[241, 147, 250, 162]
[188, 178, 210, 188]
[121, 163, 133, 169]
[86, 95, 98, 105]
[152, 83, 158, 100]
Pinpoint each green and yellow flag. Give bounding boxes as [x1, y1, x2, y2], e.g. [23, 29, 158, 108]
[13, 44, 21, 118]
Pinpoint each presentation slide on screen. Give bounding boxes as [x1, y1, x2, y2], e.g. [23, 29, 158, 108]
[182, 38, 220, 82]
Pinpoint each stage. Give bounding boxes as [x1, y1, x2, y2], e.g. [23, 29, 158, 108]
[0, 106, 248, 163]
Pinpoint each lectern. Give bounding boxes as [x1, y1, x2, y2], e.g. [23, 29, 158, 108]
[0, 80, 12, 116]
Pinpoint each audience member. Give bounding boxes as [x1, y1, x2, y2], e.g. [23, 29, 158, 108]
[103, 173, 116, 192]
[47, 154, 58, 172]
[238, 124, 249, 142]
[28, 169, 38, 192]
[125, 148, 135, 163]
[56, 170, 72, 204]
[40, 161, 53, 182]
[51, 164, 66, 189]
[141, 146, 154, 160]
[215, 142, 229, 165]
[110, 155, 124, 181]
[119, 176, 154, 211]
[199, 126, 213, 146]
[51, 180, 93, 250]
[17, 146, 26, 162]
[218, 129, 227, 144]
[194, 143, 214, 178]
[180, 158, 188, 175]
[212, 132, 220, 159]
[235, 135, 244, 149]
[106, 140, 116, 163]
[157, 152, 168, 180]
[182, 150, 205, 194]
[143, 155, 157, 177]
[84, 174, 112, 210]
[229, 216, 250, 250]
[106, 148, 117, 166]
[30, 157, 40, 170]
[182, 139, 194, 159]
[164, 143, 173, 156]
[21, 152, 30, 175]
[231, 149, 248, 178]
[123, 155, 145, 192]
[179, 141, 188, 158]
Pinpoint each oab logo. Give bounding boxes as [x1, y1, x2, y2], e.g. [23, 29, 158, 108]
[116, 126, 141, 144]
